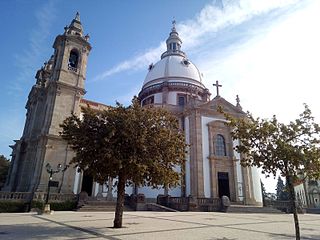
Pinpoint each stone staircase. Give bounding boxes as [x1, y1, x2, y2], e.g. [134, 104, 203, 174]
[227, 204, 283, 214]
[145, 203, 179, 212]
[77, 200, 133, 212]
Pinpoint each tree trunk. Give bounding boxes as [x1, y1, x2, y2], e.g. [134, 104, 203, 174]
[113, 172, 126, 228]
[287, 176, 300, 240]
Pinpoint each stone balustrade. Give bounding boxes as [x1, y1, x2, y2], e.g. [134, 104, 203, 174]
[0, 192, 32, 201]
[0, 192, 77, 203]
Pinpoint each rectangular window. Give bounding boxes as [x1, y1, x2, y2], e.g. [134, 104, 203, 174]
[142, 96, 154, 106]
[172, 43, 177, 51]
[180, 117, 185, 131]
[178, 95, 186, 106]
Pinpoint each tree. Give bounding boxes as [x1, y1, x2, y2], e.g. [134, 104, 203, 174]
[260, 180, 267, 206]
[60, 98, 186, 228]
[276, 176, 289, 201]
[0, 155, 10, 190]
[223, 104, 320, 240]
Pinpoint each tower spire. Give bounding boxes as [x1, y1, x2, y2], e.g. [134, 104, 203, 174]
[64, 12, 83, 36]
[75, 11, 80, 22]
[172, 18, 176, 31]
[161, 20, 186, 59]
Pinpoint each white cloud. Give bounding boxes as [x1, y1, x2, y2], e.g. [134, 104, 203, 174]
[9, 0, 57, 96]
[92, 0, 300, 82]
[200, 0, 320, 123]
[92, 44, 166, 82]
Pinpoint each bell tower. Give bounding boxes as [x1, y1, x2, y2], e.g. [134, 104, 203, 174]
[4, 13, 91, 193]
[46, 12, 91, 135]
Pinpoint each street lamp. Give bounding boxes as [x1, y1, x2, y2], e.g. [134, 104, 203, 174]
[44, 163, 68, 213]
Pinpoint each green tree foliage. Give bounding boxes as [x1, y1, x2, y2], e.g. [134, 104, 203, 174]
[260, 180, 267, 206]
[276, 176, 289, 201]
[224, 104, 320, 240]
[0, 155, 10, 190]
[60, 98, 186, 228]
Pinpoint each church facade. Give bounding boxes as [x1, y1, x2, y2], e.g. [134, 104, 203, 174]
[4, 14, 262, 206]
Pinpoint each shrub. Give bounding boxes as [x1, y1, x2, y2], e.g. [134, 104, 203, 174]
[0, 201, 26, 213]
[31, 200, 77, 211]
[50, 200, 77, 211]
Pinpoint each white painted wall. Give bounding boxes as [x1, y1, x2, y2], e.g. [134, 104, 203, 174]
[138, 186, 164, 198]
[167, 92, 177, 105]
[94, 182, 99, 196]
[137, 164, 182, 198]
[154, 93, 162, 104]
[294, 184, 307, 206]
[125, 185, 134, 195]
[73, 167, 81, 194]
[251, 166, 263, 204]
[233, 139, 244, 201]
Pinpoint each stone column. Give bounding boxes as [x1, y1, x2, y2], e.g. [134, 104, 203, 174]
[232, 157, 239, 202]
[96, 184, 103, 200]
[106, 178, 113, 201]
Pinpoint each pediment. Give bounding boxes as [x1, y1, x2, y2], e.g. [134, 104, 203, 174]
[197, 96, 246, 116]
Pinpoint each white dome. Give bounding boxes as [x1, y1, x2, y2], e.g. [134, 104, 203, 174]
[142, 55, 205, 89]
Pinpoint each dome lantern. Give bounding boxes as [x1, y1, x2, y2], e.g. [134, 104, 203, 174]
[139, 22, 211, 105]
[161, 20, 186, 59]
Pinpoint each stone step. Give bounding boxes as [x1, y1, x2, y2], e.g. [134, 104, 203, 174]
[77, 206, 134, 212]
[85, 200, 117, 206]
[77, 201, 133, 212]
[227, 205, 283, 214]
[146, 203, 179, 212]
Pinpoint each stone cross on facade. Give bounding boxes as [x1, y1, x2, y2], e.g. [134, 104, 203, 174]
[213, 80, 222, 97]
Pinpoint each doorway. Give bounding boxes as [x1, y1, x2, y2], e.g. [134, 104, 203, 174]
[81, 172, 93, 196]
[218, 172, 230, 198]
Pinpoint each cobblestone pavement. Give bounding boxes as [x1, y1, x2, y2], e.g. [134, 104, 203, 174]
[0, 211, 320, 239]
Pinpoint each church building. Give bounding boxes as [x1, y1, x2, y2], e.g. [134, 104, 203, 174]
[4, 14, 262, 206]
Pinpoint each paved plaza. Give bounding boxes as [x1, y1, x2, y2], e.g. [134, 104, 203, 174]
[0, 211, 320, 240]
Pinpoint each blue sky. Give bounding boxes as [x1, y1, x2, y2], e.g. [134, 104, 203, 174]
[0, 0, 319, 192]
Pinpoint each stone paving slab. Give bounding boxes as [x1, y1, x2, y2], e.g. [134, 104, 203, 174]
[0, 211, 320, 240]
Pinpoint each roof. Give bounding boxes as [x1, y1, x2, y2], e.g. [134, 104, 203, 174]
[142, 55, 205, 89]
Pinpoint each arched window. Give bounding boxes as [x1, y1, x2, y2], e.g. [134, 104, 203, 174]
[215, 134, 226, 156]
[68, 49, 79, 69]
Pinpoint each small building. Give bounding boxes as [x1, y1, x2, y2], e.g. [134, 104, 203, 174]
[295, 179, 320, 208]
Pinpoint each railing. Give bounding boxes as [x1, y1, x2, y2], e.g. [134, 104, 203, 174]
[197, 197, 221, 206]
[169, 197, 189, 204]
[0, 192, 77, 202]
[68, 65, 78, 73]
[0, 192, 32, 201]
[264, 200, 306, 213]
[159, 196, 222, 212]
[33, 192, 77, 202]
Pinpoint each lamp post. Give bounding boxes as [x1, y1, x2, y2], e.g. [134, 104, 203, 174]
[44, 163, 68, 213]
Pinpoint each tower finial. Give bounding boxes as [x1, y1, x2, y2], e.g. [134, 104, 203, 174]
[65, 12, 83, 36]
[172, 18, 176, 31]
[75, 12, 80, 22]
[236, 95, 242, 109]
[161, 18, 185, 59]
